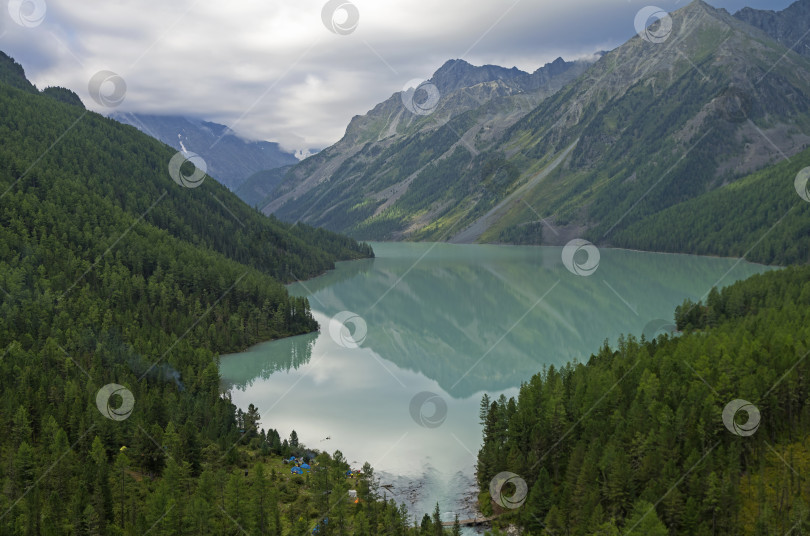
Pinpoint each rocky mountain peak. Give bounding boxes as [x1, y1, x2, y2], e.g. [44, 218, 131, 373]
[429, 58, 527, 94]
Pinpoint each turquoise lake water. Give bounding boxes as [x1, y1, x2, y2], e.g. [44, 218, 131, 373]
[220, 242, 773, 527]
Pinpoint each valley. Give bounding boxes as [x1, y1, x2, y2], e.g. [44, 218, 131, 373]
[2, 0, 810, 534]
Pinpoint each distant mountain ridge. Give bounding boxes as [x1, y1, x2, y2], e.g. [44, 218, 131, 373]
[429, 59, 526, 93]
[734, 0, 810, 56]
[111, 113, 298, 190]
[432, 56, 597, 94]
[426, 57, 587, 94]
[265, 54, 597, 225]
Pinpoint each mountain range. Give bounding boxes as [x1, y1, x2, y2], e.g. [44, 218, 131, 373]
[264, 54, 595, 232]
[263, 0, 810, 264]
[111, 112, 299, 191]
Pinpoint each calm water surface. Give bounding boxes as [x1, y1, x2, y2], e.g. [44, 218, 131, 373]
[220, 242, 773, 527]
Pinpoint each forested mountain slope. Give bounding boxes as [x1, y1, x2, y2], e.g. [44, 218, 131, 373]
[0, 52, 420, 535]
[610, 145, 810, 265]
[0, 56, 371, 282]
[478, 264, 810, 535]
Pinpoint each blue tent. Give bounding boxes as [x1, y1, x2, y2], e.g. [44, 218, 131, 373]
[291, 467, 303, 475]
[312, 517, 329, 534]
[346, 470, 353, 477]
[301, 463, 311, 470]
[288, 456, 297, 462]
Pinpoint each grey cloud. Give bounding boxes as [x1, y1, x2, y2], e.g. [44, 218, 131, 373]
[0, 0, 797, 152]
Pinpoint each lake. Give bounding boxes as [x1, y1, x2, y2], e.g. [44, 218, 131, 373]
[219, 242, 773, 529]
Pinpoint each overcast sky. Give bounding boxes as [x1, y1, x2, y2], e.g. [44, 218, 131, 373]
[0, 0, 796, 153]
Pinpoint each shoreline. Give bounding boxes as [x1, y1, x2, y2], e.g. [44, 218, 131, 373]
[356, 240, 782, 268]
